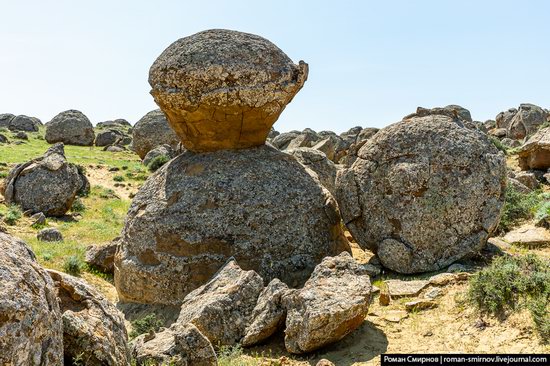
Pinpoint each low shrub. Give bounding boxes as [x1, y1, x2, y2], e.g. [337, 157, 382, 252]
[3, 205, 22, 225]
[113, 175, 125, 182]
[489, 136, 508, 154]
[147, 155, 170, 173]
[63, 255, 83, 276]
[71, 198, 86, 213]
[498, 186, 542, 233]
[467, 254, 550, 342]
[129, 314, 164, 340]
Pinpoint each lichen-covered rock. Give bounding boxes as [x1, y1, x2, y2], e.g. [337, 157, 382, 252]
[176, 259, 264, 346]
[85, 240, 118, 273]
[242, 278, 290, 346]
[496, 108, 517, 130]
[115, 145, 349, 305]
[0, 113, 15, 127]
[131, 323, 217, 366]
[287, 147, 339, 196]
[37, 227, 63, 242]
[0, 232, 63, 365]
[518, 127, 550, 170]
[8, 115, 41, 132]
[336, 114, 506, 273]
[96, 119, 131, 128]
[0, 133, 8, 143]
[283, 252, 372, 354]
[311, 135, 348, 163]
[507, 103, 548, 140]
[132, 109, 180, 159]
[340, 127, 379, 166]
[143, 143, 177, 167]
[47, 269, 131, 366]
[45, 110, 95, 146]
[271, 131, 300, 150]
[149, 29, 308, 152]
[1, 143, 82, 216]
[95, 129, 125, 147]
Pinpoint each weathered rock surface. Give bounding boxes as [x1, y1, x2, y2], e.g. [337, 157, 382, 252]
[47, 269, 131, 366]
[496, 108, 517, 130]
[518, 127, 550, 170]
[96, 118, 131, 128]
[95, 129, 125, 147]
[336, 114, 506, 273]
[115, 145, 349, 305]
[514, 171, 540, 190]
[242, 278, 290, 346]
[385, 279, 429, 297]
[8, 115, 41, 132]
[1, 143, 82, 216]
[283, 252, 372, 354]
[287, 147, 339, 196]
[176, 259, 264, 346]
[30, 212, 46, 226]
[0, 133, 8, 143]
[132, 323, 217, 366]
[0, 113, 15, 127]
[507, 103, 548, 140]
[503, 225, 550, 248]
[132, 109, 180, 159]
[85, 240, 118, 273]
[37, 227, 63, 242]
[0, 232, 63, 365]
[143, 143, 177, 167]
[149, 29, 309, 152]
[45, 110, 95, 146]
[405, 299, 437, 312]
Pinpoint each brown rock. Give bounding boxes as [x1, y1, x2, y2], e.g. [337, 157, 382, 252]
[85, 240, 118, 273]
[385, 279, 429, 297]
[503, 225, 550, 248]
[405, 299, 437, 312]
[149, 29, 308, 152]
[518, 127, 550, 170]
[316, 360, 336, 366]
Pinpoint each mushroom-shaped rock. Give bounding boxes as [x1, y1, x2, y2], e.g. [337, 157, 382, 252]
[1, 143, 82, 216]
[0, 232, 64, 365]
[149, 29, 309, 152]
[336, 114, 506, 273]
[132, 109, 180, 159]
[283, 252, 372, 354]
[115, 145, 349, 305]
[47, 269, 131, 366]
[518, 127, 550, 170]
[45, 110, 95, 146]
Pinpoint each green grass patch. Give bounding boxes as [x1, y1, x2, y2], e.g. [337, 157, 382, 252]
[498, 186, 547, 233]
[2, 204, 22, 225]
[147, 155, 170, 172]
[467, 254, 550, 342]
[63, 255, 84, 276]
[489, 136, 508, 155]
[129, 314, 164, 340]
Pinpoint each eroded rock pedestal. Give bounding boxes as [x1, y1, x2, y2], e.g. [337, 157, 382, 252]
[148, 29, 308, 152]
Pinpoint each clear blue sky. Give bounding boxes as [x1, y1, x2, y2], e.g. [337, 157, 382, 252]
[1, 0, 549, 133]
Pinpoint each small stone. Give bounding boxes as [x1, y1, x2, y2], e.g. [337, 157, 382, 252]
[37, 228, 63, 242]
[385, 279, 429, 297]
[424, 288, 443, 299]
[447, 263, 470, 273]
[85, 241, 118, 273]
[379, 291, 391, 306]
[503, 225, 550, 248]
[30, 212, 46, 226]
[383, 310, 409, 323]
[405, 299, 437, 312]
[316, 360, 336, 366]
[429, 273, 457, 286]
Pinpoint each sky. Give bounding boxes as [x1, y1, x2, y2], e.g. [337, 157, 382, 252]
[1, 0, 549, 133]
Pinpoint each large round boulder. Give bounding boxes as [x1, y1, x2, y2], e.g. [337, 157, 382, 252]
[45, 109, 95, 146]
[336, 114, 506, 273]
[115, 145, 349, 305]
[507, 103, 548, 140]
[8, 115, 41, 132]
[2, 143, 82, 216]
[148, 29, 309, 152]
[0, 232, 63, 365]
[132, 109, 180, 159]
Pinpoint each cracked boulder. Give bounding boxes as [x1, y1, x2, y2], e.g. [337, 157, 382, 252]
[45, 109, 95, 146]
[507, 103, 548, 140]
[283, 252, 372, 354]
[176, 259, 264, 346]
[47, 269, 131, 366]
[132, 109, 180, 159]
[287, 147, 339, 196]
[0, 232, 63, 366]
[336, 113, 506, 273]
[518, 127, 550, 170]
[1, 143, 82, 216]
[149, 29, 308, 152]
[115, 145, 349, 305]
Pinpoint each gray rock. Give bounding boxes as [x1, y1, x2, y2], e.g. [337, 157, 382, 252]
[445, 104, 473, 122]
[271, 131, 300, 150]
[131, 323, 217, 366]
[132, 109, 180, 159]
[340, 127, 379, 166]
[496, 108, 518, 130]
[285, 130, 320, 150]
[287, 147, 339, 196]
[95, 129, 125, 147]
[115, 145, 349, 305]
[514, 171, 540, 190]
[85, 240, 118, 273]
[501, 137, 521, 148]
[143, 144, 176, 166]
[2, 143, 82, 216]
[0, 133, 8, 143]
[508, 177, 531, 193]
[104, 145, 126, 152]
[490, 128, 508, 138]
[8, 115, 41, 132]
[508, 103, 548, 140]
[0, 113, 15, 128]
[518, 127, 550, 170]
[149, 29, 308, 152]
[0, 232, 63, 365]
[385, 279, 429, 297]
[96, 119, 131, 128]
[47, 269, 131, 366]
[37, 228, 63, 242]
[13, 131, 28, 140]
[242, 279, 290, 346]
[45, 110, 95, 146]
[283, 252, 372, 354]
[336, 114, 506, 273]
[176, 259, 264, 346]
[312, 135, 348, 163]
[30, 212, 46, 226]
